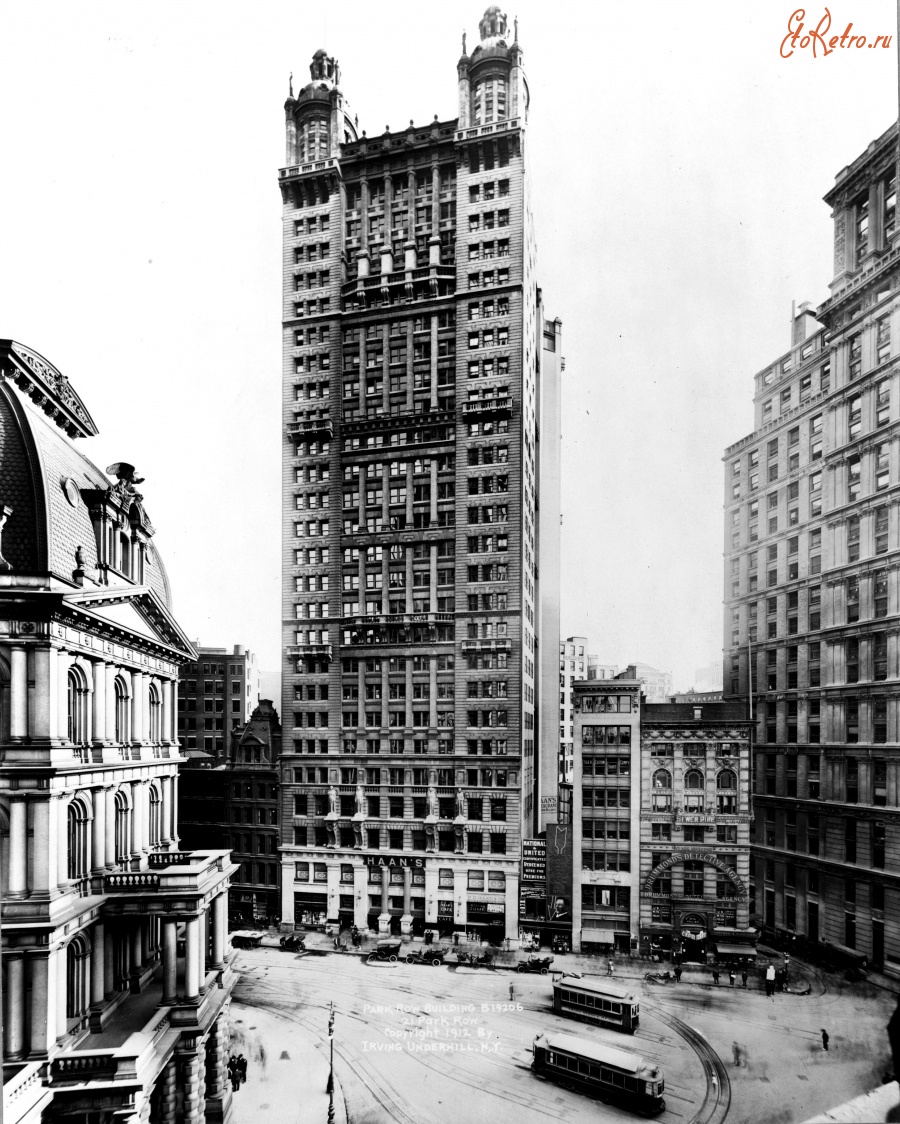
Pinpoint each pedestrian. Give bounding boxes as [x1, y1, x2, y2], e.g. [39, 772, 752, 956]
[729, 968, 735, 987]
[227, 1055, 236, 1083]
[237, 1054, 247, 1082]
[231, 1069, 241, 1093]
[607, 959, 614, 976]
[712, 967, 720, 986]
[509, 982, 515, 1001]
[741, 968, 748, 989]
[674, 965, 682, 983]
[776, 968, 786, 993]
[453, 932, 459, 947]
[766, 964, 775, 999]
[732, 1042, 741, 1067]
[332, 936, 338, 950]
[821, 1029, 829, 1052]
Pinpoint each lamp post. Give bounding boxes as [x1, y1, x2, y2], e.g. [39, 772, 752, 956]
[326, 1001, 335, 1124]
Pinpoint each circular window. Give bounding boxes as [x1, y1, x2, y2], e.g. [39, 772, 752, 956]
[62, 478, 80, 507]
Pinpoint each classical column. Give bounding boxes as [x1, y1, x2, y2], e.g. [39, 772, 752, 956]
[9, 644, 27, 742]
[7, 796, 28, 898]
[32, 646, 56, 742]
[56, 945, 67, 1039]
[105, 785, 118, 867]
[140, 916, 152, 968]
[29, 953, 51, 1055]
[57, 795, 71, 890]
[401, 867, 412, 936]
[184, 915, 201, 1001]
[92, 658, 107, 743]
[159, 1058, 178, 1124]
[131, 781, 145, 861]
[32, 795, 59, 896]
[160, 678, 172, 745]
[90, 923, 105, 1005]
[92, 786, 107, 873]
[210, 893, 227, 970]
[130, 924, 143, 992]
[105, 663, 118, 744]
[161, 918, 178, 1004]
[57, 649, 72, 742]
[170, 773, 180, 848]
[379, 867, 390, 935]
[182, 1051, 203, 1124]
[204, 1011, 232, 1123]
[4, 954, 26, 1058]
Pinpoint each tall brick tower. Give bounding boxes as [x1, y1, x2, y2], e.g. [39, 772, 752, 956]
[278, 6, 560, 946]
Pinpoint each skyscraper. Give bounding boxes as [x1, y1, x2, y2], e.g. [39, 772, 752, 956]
[724, 123, 900, 972]
[279, 7, 559, 944]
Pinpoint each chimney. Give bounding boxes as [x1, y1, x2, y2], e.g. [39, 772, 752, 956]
[791, 300, 819, 346]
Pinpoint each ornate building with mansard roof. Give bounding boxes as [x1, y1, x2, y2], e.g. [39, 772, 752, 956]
[0, 339, 236, 1124]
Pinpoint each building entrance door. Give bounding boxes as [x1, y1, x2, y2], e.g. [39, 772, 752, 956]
[680, 913, 708, 962]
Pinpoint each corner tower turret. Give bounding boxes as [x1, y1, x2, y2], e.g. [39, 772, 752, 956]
[458, 6, 529, 130]
[284, 48, 358, 166]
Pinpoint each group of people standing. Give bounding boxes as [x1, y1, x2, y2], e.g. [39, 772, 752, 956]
[227, 1054, 247, 1093]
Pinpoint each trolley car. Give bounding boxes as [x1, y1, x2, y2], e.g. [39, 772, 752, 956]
[532, 1031, 665, 1116]
[552, 974, 640, 1033]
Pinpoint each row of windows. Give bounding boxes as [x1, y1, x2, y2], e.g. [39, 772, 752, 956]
[296, 824, 510, 853]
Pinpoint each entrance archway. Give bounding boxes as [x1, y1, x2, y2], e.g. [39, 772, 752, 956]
[680, 913, 709, 963]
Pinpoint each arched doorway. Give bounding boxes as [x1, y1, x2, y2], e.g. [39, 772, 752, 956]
[679, 913, 709, 963]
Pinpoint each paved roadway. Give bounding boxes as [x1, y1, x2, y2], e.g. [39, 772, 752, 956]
[229, 946, 719, 1124]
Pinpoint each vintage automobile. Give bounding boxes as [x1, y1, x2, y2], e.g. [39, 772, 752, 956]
[406, 947, 447, 966]
[368, 939, 403, 963]
[279, 932, 307, 953]
[231, 931, 264, 950]
[517, 956, 554, 974]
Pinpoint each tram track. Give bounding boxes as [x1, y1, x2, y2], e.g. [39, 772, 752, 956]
[647, 1005, 730, 1124]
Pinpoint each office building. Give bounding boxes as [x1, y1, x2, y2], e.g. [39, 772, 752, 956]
[723, 122, 900, 972]
[278, 7, 559, 944]
[0, 339, 235, 1124]
[616, 662, 673, 703]
[558, 637, 592, 784]
[178, 644, 259, 761]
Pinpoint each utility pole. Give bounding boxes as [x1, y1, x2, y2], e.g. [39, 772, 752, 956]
[326, 1001, 335, 1124]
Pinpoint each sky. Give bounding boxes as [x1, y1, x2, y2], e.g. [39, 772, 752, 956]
[2, 0, 898, 705]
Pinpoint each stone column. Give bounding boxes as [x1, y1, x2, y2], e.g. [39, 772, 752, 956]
[90, 923, 105, 1005]
[184, 915, 201, 1001]
[130, 923, 143, 992]
[57, 649, 72, 742]
[32, 795, 59, 896]
[140, 916, 152, 968]
[210, 893, 227, 970]
[4, 954, 25, 1058]
[92, 658, 107, 743]
[9, 644, 27, 742]
[7, 796, 27, 898]
[170, 773, 180, 848]
[401, 867, 412, 935]
[158, 774, 173, 848]
[159, 1058, 178, 1124]
[92, 786, 107, 873]
[104, 923, 115, 995]
[131, 781, 145, 862]
[379, 867, 390, 935]
[182, 1051, 204, 1124]
[57, 795, 71, 889]
[204, 1011, 232, 1123]
[105, 663, 118, 743]
[130, 670, 144, 745]
[32, 647, 57, 743]
[161, 918, 178, 1004]
[354, 865, 369, 930]
[161, 678, 172, 745]
[105, 785, 118, 867]
[29, 953, 52, 1055]
[56, 945, 67, 1039]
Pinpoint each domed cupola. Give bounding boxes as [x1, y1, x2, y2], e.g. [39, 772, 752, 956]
[457, 7, 528, 129]
[283, 48, 358, 167]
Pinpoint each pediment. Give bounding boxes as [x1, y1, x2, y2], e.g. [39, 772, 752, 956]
[63, 586, 195, 658]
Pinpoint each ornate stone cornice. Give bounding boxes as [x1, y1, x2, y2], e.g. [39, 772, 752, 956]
[0, 340, 98, 439]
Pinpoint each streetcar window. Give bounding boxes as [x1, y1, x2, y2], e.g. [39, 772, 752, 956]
[601, 1067, 613, 1083]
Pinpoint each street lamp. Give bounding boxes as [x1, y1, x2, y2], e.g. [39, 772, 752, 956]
[326, 1001, 335, 1124]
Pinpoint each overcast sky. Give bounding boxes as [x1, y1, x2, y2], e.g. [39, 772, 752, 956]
[3, 0, 898, 703]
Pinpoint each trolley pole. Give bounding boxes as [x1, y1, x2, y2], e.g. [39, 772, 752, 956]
[326, 1001, 335, 1124]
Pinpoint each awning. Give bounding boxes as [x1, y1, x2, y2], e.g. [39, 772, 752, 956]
[581, 929, 616, 943]
[715, 943, 755, 956]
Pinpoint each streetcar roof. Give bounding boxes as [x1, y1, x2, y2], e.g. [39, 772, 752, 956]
[553, 975, 637, 1001]
[535, 1032, 659, 1077]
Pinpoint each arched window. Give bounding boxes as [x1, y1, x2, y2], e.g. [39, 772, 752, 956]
[148, 683, 161, 744]
[66, 934, 91, 1023]
[717, 770, 738, 814]
[148, 785, 161, 847]
[67, 800, 90, 884]
[114, 677, 130, 745]
[114, 789, 131, 864]
[652, 769, 672, 812]
[683, 769, 705, 811]
[67, 668, 88, 745]
[119, 532, 131, 578]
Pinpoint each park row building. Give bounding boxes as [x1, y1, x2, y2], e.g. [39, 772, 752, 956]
[278, 7, 562, 943]
[723, 122, 900, 973]
[0, 340, 236, 1124]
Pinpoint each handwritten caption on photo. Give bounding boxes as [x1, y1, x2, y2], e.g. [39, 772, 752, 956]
[781, 8, 893, 57]
[361, 1001, 521, 1053]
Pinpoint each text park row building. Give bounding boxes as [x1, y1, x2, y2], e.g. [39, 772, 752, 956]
[278, 8, 562, 942]
[0, 340, 236, 1124]
[724, 123, 900, 973]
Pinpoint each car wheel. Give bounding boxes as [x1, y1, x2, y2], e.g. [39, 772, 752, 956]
[389, 955, 398, 963]
[432, 959, 442, 966]
[406, 955, 416, 964]
[516, 965, 525, 973]
[540, 968, 549, 975]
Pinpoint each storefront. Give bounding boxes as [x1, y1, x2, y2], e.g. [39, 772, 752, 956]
[436, 899, 455, 937]
[466, 900, 505, 943]
[293, 891, 328, 929]
[678, 913, 710, 962]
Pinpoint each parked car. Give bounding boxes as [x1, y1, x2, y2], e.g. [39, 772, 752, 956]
[368, 940, 402, 963]
[279, 932, 306, 952]
[231, 931, 263, 950]
[406, 947, 447, 966]
[517, 956, 554, 974]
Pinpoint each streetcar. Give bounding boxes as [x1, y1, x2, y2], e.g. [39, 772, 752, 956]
[532, 1031, 666, 1116]
[552, 974, 640, 1033]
